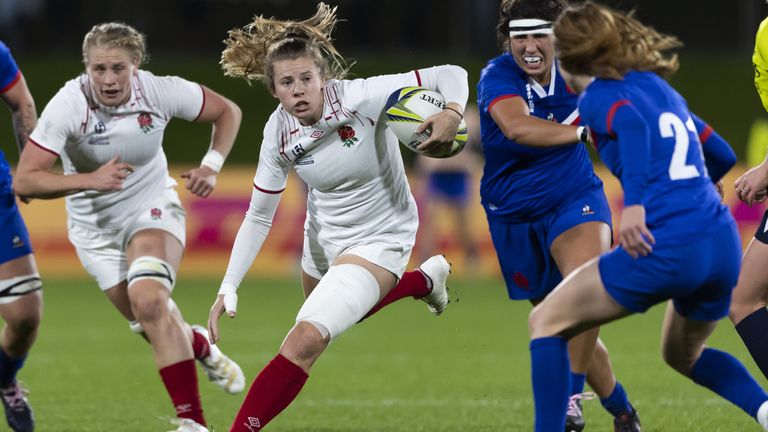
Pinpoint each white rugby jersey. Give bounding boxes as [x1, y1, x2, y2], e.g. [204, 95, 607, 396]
[221, 65, 468, 289]
[29, 70, 204, 229]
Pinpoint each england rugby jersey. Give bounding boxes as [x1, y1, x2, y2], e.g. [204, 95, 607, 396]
[29, 70, 204, 229]
[0, 41, 21, 196]
[254, 66, 468, 250]
[477, 52, 603, 223]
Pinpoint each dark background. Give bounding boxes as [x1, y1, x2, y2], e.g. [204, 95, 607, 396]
[1, 0, 768, 163]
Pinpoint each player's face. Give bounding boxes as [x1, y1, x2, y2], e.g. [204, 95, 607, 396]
[86, 46, 137, 107]
[271, 57, 325, 126]
[509, 33, 554, 84]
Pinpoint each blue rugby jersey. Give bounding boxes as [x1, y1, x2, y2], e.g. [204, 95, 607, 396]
[579, 71, 736, 245]
[0, 41, 21, 195]
[477, 52, 602, 223]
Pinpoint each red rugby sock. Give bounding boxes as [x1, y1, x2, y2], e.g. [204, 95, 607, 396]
[159, 359, 206, 426]
[230, 354, 308, 432]
[361, 269, 431, 320]
[191, 329, 211, 360]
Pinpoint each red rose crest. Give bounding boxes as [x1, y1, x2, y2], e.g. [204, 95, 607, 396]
[150, 208, 162, 220]
[338, 125, 358, 147]
[138, 113, 154, 133]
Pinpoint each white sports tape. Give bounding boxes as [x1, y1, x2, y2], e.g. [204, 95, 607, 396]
[200, 149, 225, 173]
[509, 18, 553, 37]
[127, 256, 177, 291]
[295, 264, 381, 341]
[128, 320, 144, 334]
[0, 273, 42, 300]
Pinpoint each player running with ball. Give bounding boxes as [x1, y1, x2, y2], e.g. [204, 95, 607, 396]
[207, 3, 466, 431]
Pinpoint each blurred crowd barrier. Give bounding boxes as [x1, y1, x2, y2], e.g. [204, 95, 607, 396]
[17, 164, 767, 281]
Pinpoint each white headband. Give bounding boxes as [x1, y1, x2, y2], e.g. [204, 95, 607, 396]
[508, 18, 553, 37]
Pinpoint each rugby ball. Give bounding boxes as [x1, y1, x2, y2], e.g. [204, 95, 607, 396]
[384, 87, 467, 158]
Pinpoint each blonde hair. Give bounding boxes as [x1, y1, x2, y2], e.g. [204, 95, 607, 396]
[221, 2, 351, 90]
[82, 22, 148, 66]
[554, 1, 682, 79]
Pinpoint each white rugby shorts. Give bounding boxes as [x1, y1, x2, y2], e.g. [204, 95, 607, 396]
[68, 188, 186, 291]
[301, 234, 412, 281]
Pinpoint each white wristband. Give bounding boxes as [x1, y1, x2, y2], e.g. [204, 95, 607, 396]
[576, 126, 587, 143]
[201, 149, 225, 173]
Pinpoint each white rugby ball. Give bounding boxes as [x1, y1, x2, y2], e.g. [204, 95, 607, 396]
[384, 86, 467, 158]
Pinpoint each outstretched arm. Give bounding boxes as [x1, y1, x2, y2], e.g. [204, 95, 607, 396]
[208, 186, 282, 343]
[489, 95, 583, 147]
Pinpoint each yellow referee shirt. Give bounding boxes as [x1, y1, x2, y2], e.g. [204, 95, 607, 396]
[754, 17, 768, 112]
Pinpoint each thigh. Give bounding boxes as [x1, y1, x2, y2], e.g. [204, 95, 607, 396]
[550, 221, 612, 277]
[487, 217, 562, 300]
[731, 238, 768, 324]
[530, 258, 631, 339]
[126, 229, 184, 271]
[302, 271, 321, 299]
[333, 254, 397, 300]
[0, 254, 37, 279]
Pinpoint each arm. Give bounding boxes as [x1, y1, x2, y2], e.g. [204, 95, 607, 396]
[207, 187, 282, 342]
[612, 103, 655, 258]
[0, 74, 36, 153]
[14, 144, 133, 199]
[180, 86, 242, 198]
[690, 114, 735, 183]
[412, 65, 469, 153]
[489, 96, 582, 147]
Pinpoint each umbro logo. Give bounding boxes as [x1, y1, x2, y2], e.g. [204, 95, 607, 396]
[244, 416, 261, 431]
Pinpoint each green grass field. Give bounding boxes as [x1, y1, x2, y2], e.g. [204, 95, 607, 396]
[14, 276, 766, 431]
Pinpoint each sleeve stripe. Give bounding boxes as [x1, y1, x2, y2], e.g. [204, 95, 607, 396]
[414, 69, 422, 86]
[606, 99, 631, 137]
[0, 70, 21, 93]
[488, 94, 521, 112]
[699, 124, 713, 144]
[192, 84, 206, 122]
[29, 138, 60, 157]
[560, 109, 580, 125]
[253, 183, 285, 194]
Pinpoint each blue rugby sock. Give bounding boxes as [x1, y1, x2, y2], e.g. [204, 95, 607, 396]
[736, 307, 768, 381]
[570, 372, 586, 396]
[531, 337, 570, 432]
[691, 347, 768, 417]
[0, 349, 25, 388]
[600, 381, 632, 417]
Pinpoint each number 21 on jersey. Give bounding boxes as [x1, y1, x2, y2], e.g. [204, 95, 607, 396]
[659, 112, 702, 181]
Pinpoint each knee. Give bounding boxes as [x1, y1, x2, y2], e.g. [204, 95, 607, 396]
[7, 311, 41, 337]
[128, 289, 169, 324]
[661, 344, 695, 376]
[729, 298, 763, 326]
[529, 305, 557, 339]
[281, 321, 328, 366]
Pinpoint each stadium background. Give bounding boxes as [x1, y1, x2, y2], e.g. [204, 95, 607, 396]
[2, 1, 768, 430]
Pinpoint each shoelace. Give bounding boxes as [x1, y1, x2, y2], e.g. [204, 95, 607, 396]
[0, 383, 28, 411]
[566, 391, 597, 417]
